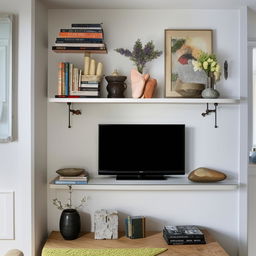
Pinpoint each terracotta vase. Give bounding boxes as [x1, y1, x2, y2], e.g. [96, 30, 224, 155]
[130, 69, 149, 98]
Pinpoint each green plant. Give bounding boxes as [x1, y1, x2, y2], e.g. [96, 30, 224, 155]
[115, 39, 162, 73]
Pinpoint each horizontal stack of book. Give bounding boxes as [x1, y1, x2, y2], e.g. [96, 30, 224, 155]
[52, 23, 106, 52]
[163, 225, 206, 245]
[53, 172, 89, 185]
[125, 216, 146, 239]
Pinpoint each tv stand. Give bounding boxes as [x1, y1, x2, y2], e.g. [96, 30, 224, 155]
[116, 175, 166, 180]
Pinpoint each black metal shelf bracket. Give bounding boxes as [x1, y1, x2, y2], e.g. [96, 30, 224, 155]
[201, 103, 219, 128]
[67, 102, 81, 128]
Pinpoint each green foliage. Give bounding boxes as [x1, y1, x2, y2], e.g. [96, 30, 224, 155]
[115, 39, 162, 73]
[171, 39, 185, 53]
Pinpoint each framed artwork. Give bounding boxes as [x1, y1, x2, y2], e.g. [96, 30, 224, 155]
[165, 29, 212, 97]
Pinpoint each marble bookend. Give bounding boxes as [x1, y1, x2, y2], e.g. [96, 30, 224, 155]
[94, 209, 118, 240]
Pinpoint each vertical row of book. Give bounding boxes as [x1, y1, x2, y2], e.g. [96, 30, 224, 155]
[125, 216, 146, 239]
[52, 23, 106, 52]
[56, 62, 101, 98]
[56, 62, 81, 97]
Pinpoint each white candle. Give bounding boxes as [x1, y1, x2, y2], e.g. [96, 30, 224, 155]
[84, 56, 90, 75]
[96, 62, 103, 76]
[89, 59, 96, 75]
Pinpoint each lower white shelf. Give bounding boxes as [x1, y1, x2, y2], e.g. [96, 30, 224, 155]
[49, 176, 238, 191]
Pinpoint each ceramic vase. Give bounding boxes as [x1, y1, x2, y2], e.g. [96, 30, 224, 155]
[59, 208, 80, 240]
[201, 76, 220, 99]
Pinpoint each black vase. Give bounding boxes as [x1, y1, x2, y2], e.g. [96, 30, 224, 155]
[59, 209, 80, 240]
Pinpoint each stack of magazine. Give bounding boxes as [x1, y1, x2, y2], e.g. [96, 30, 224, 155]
[163, 225, 206, 245]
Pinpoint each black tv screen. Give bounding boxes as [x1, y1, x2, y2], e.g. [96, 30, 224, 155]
[98, 124, 185, 179]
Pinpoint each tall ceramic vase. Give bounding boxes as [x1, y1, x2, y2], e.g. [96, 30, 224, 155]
[60, 208, 80, 240]
[201, 76, 220, 99]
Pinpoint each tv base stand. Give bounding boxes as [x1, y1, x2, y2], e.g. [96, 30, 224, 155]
[116, 175, 166, 180]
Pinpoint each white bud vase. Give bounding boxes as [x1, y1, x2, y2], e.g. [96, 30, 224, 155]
[201, 76, 220, 99]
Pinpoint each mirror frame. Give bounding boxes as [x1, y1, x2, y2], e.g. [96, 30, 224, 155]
[0, 14, 13, 143]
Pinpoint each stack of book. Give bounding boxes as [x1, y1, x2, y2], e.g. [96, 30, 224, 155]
[76, 80, 100, 97]
[125, 216, 146, 239]
[53, 172, 89, 185]
[52, 23, 106, 52]
[163, 225, 206, 245]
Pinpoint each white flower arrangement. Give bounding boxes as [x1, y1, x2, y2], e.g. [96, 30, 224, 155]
[192, 51, 221, 82]
[52, 186, 86, 211]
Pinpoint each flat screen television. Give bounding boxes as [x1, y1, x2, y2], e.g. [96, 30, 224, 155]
[98, 124, 185, 180]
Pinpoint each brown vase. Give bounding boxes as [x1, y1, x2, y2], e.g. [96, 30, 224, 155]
[105, 75, 127, 98]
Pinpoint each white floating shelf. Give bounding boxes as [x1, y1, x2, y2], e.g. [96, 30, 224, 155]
[49, 98, 240, 104]
[49, 177, 238, 191]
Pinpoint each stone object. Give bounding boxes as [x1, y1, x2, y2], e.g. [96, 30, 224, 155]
[188, 167, 227, 182]
[4, 250, 24, 256]
[131, 69, 149, 98]
[94, 209, 118, 240]
[56, 168, 85, 177]
[175, 81, 205, 98]
[143, 78, 157, 98]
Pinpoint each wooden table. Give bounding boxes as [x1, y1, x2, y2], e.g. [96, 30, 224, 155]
[43, 231, 229, 256]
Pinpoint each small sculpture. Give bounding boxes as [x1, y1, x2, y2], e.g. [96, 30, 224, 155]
[143, 78, 157, 98]
[94, 209, 118, 240]
[188, 167, 227, 182]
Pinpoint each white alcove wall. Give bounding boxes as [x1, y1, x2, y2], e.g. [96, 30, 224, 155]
[47, 9, 240, 256]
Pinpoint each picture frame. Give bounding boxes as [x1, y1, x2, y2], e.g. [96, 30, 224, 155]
[165, 29, 213, 98]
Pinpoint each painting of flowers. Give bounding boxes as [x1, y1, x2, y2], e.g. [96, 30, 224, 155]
[165, 30, 212, 97]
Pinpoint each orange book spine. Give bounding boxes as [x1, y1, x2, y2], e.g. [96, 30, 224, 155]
[59, 32, 103, 39]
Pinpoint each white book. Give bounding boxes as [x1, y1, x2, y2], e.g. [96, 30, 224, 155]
[55, 43, 105, 48]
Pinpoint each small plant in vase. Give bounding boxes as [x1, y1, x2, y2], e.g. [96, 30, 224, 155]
[52, 186, 86, 240]
[115, 39, 162, 98]
[192, 51, 221, 99]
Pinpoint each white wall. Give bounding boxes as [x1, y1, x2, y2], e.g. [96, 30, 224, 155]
[34, 0, 48, 255]
[0, 0, 33, 255]
[47, 9, 240, 255]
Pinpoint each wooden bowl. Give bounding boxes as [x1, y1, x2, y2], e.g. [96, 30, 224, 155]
[175, 82, 205, 98]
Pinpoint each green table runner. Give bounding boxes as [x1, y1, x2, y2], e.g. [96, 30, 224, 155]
[42, 248, 167, 256]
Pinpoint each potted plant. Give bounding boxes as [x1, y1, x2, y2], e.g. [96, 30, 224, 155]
[115, 39, 162, 98]
[192, 51, 221, 98]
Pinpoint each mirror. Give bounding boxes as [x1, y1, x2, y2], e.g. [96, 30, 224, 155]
[0, 15, 12, 142]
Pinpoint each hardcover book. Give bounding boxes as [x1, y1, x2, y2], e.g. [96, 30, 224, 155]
[164, 225, 205, 239]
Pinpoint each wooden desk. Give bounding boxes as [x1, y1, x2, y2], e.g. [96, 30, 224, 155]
[43, 231, 229, 256]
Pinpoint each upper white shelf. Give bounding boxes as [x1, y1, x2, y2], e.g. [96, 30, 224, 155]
[49, 176, 238, 191]
[49, 98, 240, 104]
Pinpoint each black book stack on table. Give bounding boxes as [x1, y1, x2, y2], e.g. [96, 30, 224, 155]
[163, 225, 206, 245]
